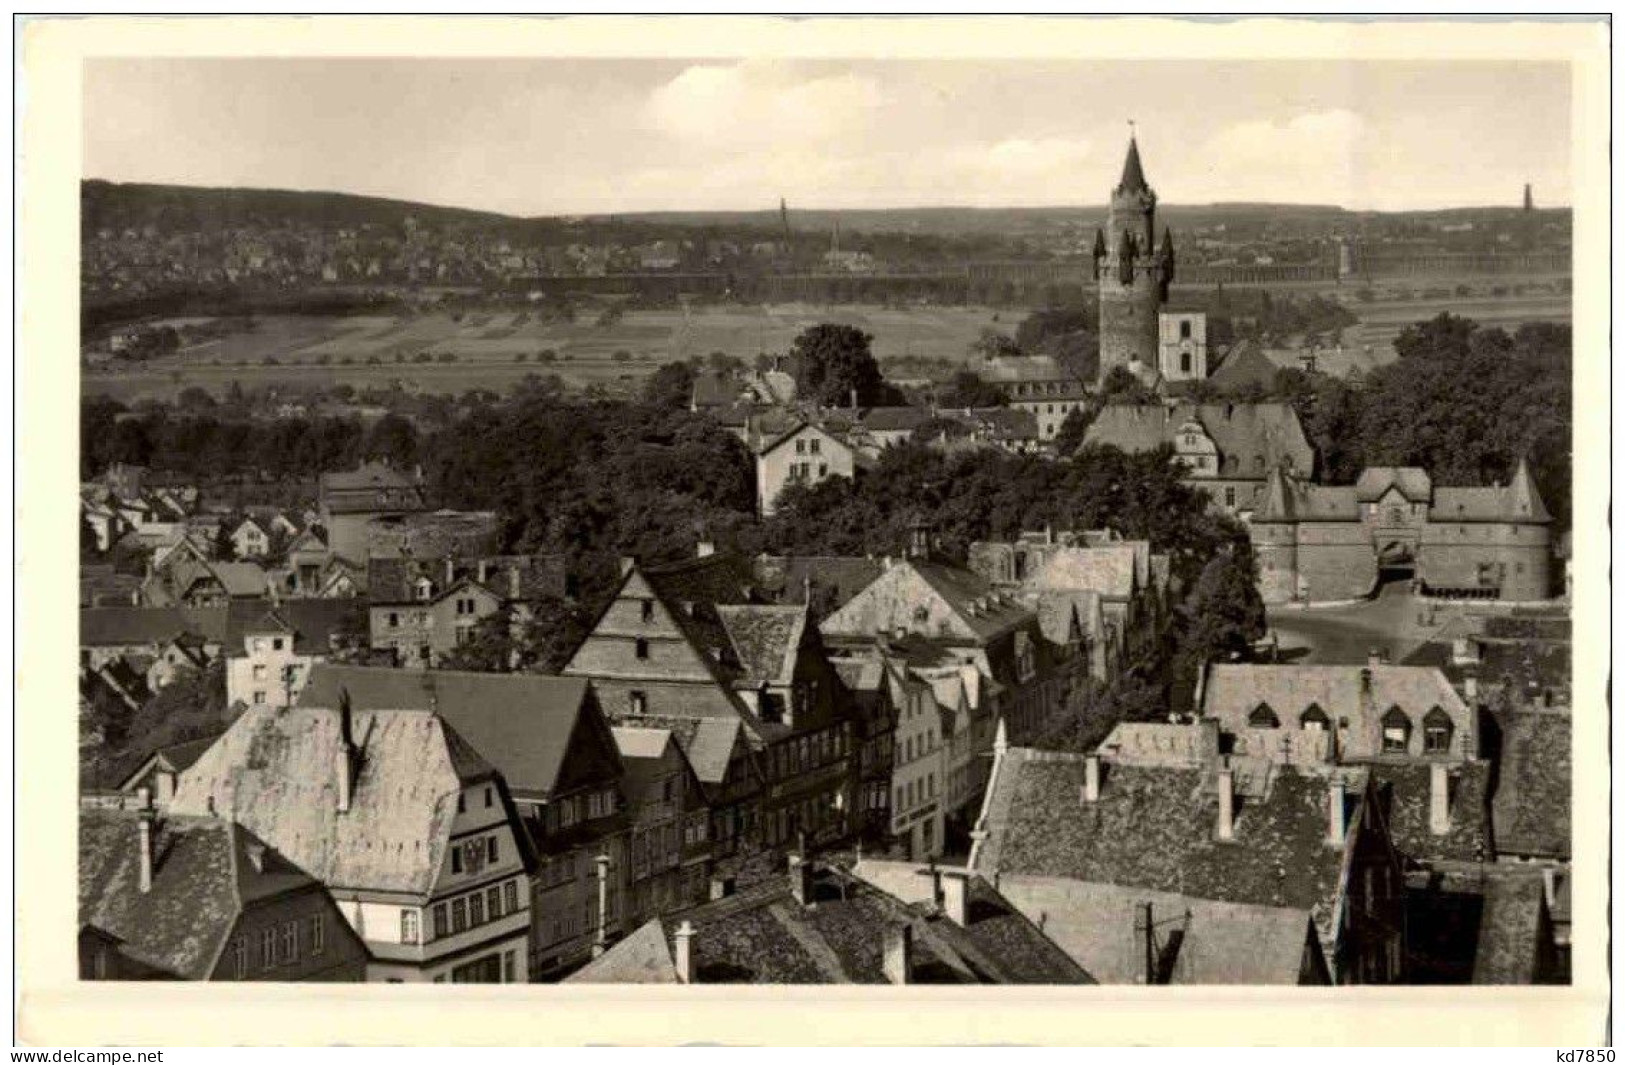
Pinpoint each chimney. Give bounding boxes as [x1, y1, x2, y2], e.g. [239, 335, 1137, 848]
[1367, 647, 1387, 667]
[444, 556, 456, 587]
[1140, 902, 1156, 985]
[849, 387, 859, 411]
[335, 691, 358, 814]
[1216, 763, 1234, 841]
[788, 853, 814, 906]
[593, 854, 611, 957]
[1199, 717, 1221, 765]
[1327, 776, 1348, 846]
[673, 920, 696, 984]
[619, 556, 637, 577]
[136, 787, 156, 894]
[1083, 754, 1101, 802]
[695, 541, 716, 559]
[1428, 762, 1451, 836]
[883, 922, 913, 984]
[508, 565, 521, 600]
[1541, 867, 1557, 909]
[939, 871, 968, 926]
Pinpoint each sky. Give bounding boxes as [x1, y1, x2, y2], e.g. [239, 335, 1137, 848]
[82, 58, 1572, 215]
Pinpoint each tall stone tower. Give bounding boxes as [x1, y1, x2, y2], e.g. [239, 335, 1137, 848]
[1094, 136, 1174, 384]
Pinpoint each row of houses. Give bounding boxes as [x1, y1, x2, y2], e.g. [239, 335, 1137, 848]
[80, 524, 1178, 982]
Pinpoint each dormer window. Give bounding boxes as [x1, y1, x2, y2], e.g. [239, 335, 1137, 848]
[1423, 706, 1454, 754]
[415, 577, 434, 601]
[1300, 704, 1330, 732]
[1381, 706, 1412, 753]
[1248, 703, 1279, 728]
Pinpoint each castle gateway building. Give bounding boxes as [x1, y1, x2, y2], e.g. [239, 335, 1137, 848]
[1251, 463, 1552, 604]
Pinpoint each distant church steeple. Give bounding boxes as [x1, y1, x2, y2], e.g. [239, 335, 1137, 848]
[1523, 183, 1534, 211]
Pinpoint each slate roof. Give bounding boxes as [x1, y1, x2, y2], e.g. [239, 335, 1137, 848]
[296, 664, 601, 800]
[752, 555, 886, 613]
[565, 916, 679, 983]
[847, 860, 1102, 984]
[1201, 664, 1472, 760]
[973, 875, 1323, 985]
[169, 702, 496, 896]
[1472, 875, 1552, 984]
[1204, 341, 1280, 394]
[858, 406, 934, 432]
[1491, 710, 1571, 859]
[691, 370, 747, 410]
[821, 559, 1035, 645]
[203, 562, 270, 598]
[79, 808, 317, 980]
[1027, 546, 1140, 600]
[1252, 473, 1362, 523]
[366, 554, 567, 604]
[716, 605, 806, 686]
[604, 713, 745, 786]
[227, 599, 362, 656]
[1259, 465, 1551, 526]
[115, 735, 223, 793]
[1025, 590, 1103, 646]
[81, 606, 229, 647]
[1083, 402, 1313, 480]
[644, 552, 760, 608]
[319, 461, 421, 496]
[1356, 467, 1433, 503]
[1370, 761, 1492, 865]
[976, 746, 1373, 947]
[569, 860, 1092, 985]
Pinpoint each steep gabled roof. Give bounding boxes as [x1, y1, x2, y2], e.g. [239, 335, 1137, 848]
[296, 664, 603, 800]
[1491, 710, 1571, 860]
[1027, 546, 1140, 601]
[1201, 664, 1473, 760]
[1472, 875, 1553, 984]
[717, 605, 807, 687]
[569, 860, 1092, 985]
[170, 701, 496, 896]
[79, 809, 318, 980]
[976, 746, 1376, 949]
[970, 874, 1325, 985]
[820, 559, 1035, 645]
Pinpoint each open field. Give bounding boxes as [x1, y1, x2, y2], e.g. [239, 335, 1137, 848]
[83, 304, 1015, 403]
[82, 287, 1570, 404]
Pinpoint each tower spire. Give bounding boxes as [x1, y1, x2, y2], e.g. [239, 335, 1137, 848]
[1118, 128, 1148, 193]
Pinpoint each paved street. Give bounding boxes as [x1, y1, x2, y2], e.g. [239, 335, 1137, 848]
[1265, 581, 1447, 665]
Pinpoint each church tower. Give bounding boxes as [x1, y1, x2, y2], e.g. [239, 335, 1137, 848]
[1094, 136, 1173, 384]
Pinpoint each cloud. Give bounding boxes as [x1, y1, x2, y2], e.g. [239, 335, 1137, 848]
[645, 61, 886, 150]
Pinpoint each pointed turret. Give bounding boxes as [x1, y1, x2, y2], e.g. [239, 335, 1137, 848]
[1507, 457, 1551, 522]
[1158, 225, 1175, 265]
[1118, 136, 1148, 194]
